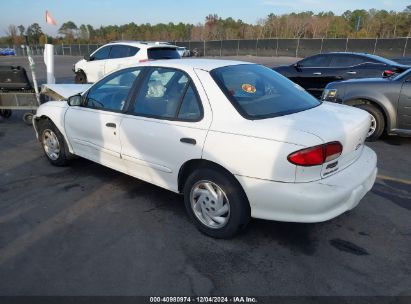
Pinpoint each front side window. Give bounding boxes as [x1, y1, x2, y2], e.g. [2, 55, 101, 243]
[133, 67, 202, 121]
[93, 46, 111, 60]
[84, 68, 142, 111]
[109, 45, 129, 59]
[211, 64, 321, 119]
[300, 55, 330, 67]
[109, 45, 140, 59]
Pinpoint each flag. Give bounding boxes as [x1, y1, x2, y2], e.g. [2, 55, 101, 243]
[45, 10, 57, 26]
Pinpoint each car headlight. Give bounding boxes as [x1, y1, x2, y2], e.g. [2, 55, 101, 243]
[322, 89, 337, 101]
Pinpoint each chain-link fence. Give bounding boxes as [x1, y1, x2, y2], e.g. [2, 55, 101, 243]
[1, 38, 410, 59]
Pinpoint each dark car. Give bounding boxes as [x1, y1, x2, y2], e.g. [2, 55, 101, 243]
[322, 68, 411, 141]
[273, 52, 410, 98]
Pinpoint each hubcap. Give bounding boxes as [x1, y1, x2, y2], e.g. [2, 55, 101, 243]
[42, 129, 60, 160]
[190, 180, 230, 229]
[368, 114, 377, 137]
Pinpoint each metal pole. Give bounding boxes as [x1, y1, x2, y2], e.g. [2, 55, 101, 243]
[373, 38, 378, 54]
[296, 38, 300, 58]
[220, 40, 222, 57]
[403, 37, 408, 57]
[345, 38, 349, 52]
[62, 43, 64, 56]
[26, 46, 40, 103]
[237, 40, 240, 56]
[275, 38, 278, 57]
[203, 40, 206, 57]
[255, 38, 259, 56]
[320, 38, 324, 54]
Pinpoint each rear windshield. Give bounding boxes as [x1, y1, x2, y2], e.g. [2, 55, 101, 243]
[210, 64, 321, 119]
[148, 47, 180, 59]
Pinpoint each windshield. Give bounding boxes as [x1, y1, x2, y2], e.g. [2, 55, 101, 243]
[210, 64, 321, 119]
[148, 47, 180, 59]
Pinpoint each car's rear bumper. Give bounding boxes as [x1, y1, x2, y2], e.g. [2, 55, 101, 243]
[236, 146, 377, 223]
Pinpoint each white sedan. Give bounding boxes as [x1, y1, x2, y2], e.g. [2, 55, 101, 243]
[33, 59, 377, 238]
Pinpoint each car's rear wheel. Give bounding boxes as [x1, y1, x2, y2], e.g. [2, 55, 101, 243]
[355, 104, 385, 141]
[74, 71, 87, 84]
[38, 119, 71, 166]
[183, 168, 250, 238]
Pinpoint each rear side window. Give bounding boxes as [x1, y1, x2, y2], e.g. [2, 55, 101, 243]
[330, 55, 365, 67]
[300, 55, 330, 67]
[148, 48, 180, 59]
[133, 67, 202, 121]
[211, 64, 321, 120]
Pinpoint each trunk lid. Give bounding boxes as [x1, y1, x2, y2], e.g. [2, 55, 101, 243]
[277, 102, 371, 179]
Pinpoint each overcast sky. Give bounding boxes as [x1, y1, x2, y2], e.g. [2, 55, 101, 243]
[1, 0, 407, 35]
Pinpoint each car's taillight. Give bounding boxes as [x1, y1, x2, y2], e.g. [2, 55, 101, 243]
[383, 70, 395, 77]
[287, 142, 343, 167]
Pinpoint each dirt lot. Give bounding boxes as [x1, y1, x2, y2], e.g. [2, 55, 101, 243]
[0, 55, 410, 297]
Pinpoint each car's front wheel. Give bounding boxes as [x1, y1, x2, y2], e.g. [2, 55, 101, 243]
[183, 168, 250, 238]
[355, 104, 385, 141]
[38, 119, 71, 166]
[74, 71, 87, 84]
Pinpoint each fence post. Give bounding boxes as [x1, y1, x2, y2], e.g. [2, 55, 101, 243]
[203, 40, 206, 57]
[275, 38, 278, 57]
[345, 38, 348, 52]
[70, 45, 72, 56]
[62, 43, 64, 56]
[295, 38, 300, 58]
[237, 40, 240, 56]
[320, 38, 324, 54]
[220, 40, 222, 57]
[373, 38, 378, 54]
[255, 38, 259, 56]
[403, 37, 408, 57]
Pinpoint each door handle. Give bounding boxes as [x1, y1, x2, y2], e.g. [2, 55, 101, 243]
[347, 71, 357, 75]
[313, 72, 322, 75]
[180, 138, 196, 145]
[106, 122, 116, 128]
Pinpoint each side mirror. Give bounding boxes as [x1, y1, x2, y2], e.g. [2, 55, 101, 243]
[293, 62, 301, 69]
[84, 54, 92, 61]
[67, 94, 82, 106]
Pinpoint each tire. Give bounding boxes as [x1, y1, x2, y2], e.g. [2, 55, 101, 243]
[74, 71, 87, 84]
[37, 119, 71, 166]
[355, 104, 385, 141]
[183, 168, 251, 238]
[23, 112, 33, 125]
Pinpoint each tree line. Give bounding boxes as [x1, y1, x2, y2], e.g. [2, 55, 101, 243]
[2, 5, 411, 46]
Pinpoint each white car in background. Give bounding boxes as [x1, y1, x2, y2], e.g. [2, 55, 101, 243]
[73, 41, 180, 84]
[34, 59, 377, 238]
[177, 47, 190, 57]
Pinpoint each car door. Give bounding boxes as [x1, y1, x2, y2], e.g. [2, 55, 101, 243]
[104, 45, 140, 75]
[120, 66, 212, 192]
[292, 54, 331, 98]
[65, 67, 143, 173]
[398, 76, 411, 130]
[86, 45, 111, 83]
[329, 54, 375, 80]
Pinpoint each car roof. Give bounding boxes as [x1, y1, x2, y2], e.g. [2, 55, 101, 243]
[106, 41, 178, 49]
[133, 59, 254, 71]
